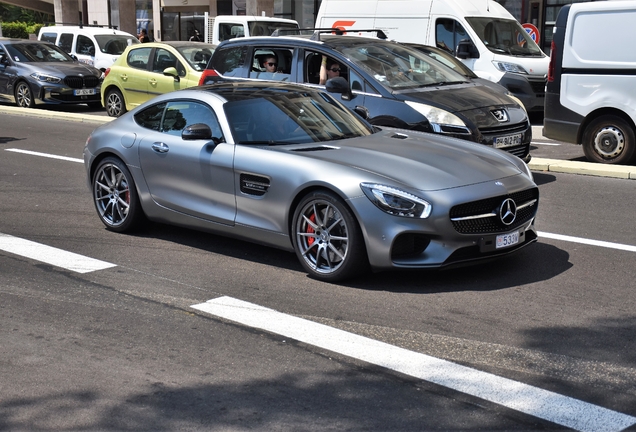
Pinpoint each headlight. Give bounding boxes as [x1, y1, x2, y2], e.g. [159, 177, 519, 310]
[404, 101, 469, 134]
[361, 183, 432, 218]
[31, 72, 62, 83]
[493, 61, 528, 74]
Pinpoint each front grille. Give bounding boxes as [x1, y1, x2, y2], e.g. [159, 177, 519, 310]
[64, 75, 100, 89]
[450, 188, 539, 234]
[505, 144, 530, 159]
[479, 122, 528, 136]
[528, 77, 547, 97]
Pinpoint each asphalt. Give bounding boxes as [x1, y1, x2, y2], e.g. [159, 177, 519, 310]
[1, 105, 634, 180]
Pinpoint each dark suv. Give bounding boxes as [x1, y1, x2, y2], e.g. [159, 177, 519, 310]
[200, 31, 531, 162]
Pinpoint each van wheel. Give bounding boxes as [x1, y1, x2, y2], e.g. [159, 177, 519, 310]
[105, 88, 127, 117]
[582, 116, 636, 164]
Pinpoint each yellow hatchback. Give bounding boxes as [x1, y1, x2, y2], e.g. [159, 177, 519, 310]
[101, 41, 216, 117]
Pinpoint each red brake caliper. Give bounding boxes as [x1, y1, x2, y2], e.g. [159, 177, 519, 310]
[307, 213, 316, 246]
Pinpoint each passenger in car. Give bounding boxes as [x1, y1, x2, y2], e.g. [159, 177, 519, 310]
[262, 55, 278, 72]
[319, 55, 343, 85]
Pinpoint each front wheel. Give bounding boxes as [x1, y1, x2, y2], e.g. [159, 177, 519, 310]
[105, 88, 127, 117]
[15, 81, 35, 108]
[582, 115, 636, 164]
[292, 191, 368, 282]
[92, 157, 144, 232]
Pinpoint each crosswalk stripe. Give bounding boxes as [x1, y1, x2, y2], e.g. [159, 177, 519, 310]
[192, 296, 636, 432]
[0, 233, 116, 273]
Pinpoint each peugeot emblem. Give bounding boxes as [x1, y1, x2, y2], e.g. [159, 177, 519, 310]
[491, 109, 509, 123]
[499, 198, 517, 226]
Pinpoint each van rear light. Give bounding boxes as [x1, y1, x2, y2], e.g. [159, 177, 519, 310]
[198, 69, 219, 86]
[547, 41, 556, 82]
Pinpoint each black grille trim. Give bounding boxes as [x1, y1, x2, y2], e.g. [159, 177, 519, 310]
[479, 122, 529, 136]
[64, 76, 100, 89]
[450, 188, 539, 234]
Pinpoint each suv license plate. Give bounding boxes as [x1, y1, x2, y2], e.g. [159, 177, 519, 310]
[494, 133, 522, 149]
[74, 88, 96, 96]
[496, 231, 520, 249]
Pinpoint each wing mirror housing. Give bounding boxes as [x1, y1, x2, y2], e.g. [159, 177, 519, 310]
[163, 67, 180, 82]
[325, 76, 353, 101]
[182, 123, 212, 140]
[456, 39, 480, 59]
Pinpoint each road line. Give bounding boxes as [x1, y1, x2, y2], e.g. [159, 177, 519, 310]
[0, 233, 116, 273]
[539, 231, 636, 252]
[5, 148, 84, 163]
[192, 296, 636, 432]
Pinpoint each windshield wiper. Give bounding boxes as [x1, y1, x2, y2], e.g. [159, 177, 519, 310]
[418, 81, 467, 88]
[237, 140, 300, 146]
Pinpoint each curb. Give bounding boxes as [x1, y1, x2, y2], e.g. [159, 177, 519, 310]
[1, 106, 634, 180]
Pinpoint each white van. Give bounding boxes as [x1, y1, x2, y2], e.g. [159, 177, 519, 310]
[204, 15, 300, 45]
[38, 25, 139, 71]
[544, 1, 636, 165]
[315, 0, 549, 113]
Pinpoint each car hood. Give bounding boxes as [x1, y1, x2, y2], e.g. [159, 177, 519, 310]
[285, 129, 523, 191]
[22, 61, 101, 77]
[396, 81, 514, 112]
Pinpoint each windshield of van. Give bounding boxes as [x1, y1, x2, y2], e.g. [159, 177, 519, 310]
[339, 42, 468, 90]
[466, 18, 544, 57]
[248, 21, 299, 37]
[95, 35, 139, 55]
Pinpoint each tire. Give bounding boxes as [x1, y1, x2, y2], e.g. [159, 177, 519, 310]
[92, 157, 144, 232]
[105, 88, 127, 117]
[582, 115, 636, 164]
[292, 191, 368, 282]
[14, 81, 35, 108]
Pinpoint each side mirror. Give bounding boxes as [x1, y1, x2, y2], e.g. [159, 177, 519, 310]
[354, 105, 369, 120]
[163, 67, 180, 82]
[182, 123, 212, 140]
[456, 39, 480, 59]
[325, 76, 353, 101]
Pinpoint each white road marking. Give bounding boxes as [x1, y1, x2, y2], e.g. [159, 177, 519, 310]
[539, 231, 636, 253]
[192, 296, 636, 432]
[0, 233, 116, 273]
[531, 141, 561, 146]
[5, 148, 83, 163]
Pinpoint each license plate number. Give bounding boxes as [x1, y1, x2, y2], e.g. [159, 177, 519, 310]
[74, 88, 96, 96]
[496, 231, 519, 249]
[494, 133, 522, 148]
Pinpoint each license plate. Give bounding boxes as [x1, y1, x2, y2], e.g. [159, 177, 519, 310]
[74, 88, 96, 96]
[496, 231, 520, 249]
[494, 133, 522, 149]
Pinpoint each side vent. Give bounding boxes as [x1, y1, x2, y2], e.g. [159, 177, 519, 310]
[240, 173, 270, 196]
[292, 145, 338, 152]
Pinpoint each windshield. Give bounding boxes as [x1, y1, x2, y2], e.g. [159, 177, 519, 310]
[224, 91, 372, 145]
[5, 43, 74, 62]
[339, 42, 468, 90]
[176, 44, 216, 71]
[466, 18, 544, 57]
[248, 21, 299, 37]
[95, 35, 139, 55]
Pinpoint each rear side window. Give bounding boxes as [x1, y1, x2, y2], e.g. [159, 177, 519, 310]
[212, 46, 247, 77]
[40, 32, 57, 43]
[127, 47, 152, 70]
[135, 103, 166, 131]
[58, 33, 74, 53]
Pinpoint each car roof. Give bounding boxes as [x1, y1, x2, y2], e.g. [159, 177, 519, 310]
[39, 25, 136, 37]
[195, 80, 323, 101]
[0, 38, 55, 45]
[130, 41, 216, 49]
[217, 32, 386, 49]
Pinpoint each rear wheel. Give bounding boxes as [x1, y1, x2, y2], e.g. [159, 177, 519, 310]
[292, 191, 368, 282]
[92, 157, 144, 232]
[582, 115, 636, 164]
[14, 81, 35, 108]
[105, 88, 127, 117]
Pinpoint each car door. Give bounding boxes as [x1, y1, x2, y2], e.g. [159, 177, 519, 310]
[148, 47, 190, 97]
[122, 46, 153, 108]
[137, 100, 236, 225]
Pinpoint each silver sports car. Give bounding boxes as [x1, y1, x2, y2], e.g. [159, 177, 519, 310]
[84, 81, 539, 282]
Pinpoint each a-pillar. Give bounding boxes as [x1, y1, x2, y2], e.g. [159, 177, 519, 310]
[54, 0, 80, 25]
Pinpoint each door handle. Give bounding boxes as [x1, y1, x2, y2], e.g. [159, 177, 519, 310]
[151, 142, 169, 153]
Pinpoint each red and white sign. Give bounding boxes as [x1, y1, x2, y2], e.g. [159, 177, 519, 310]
[521, 23, 540, 45]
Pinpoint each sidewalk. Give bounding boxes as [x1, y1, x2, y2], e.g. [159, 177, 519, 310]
[1, 106, 635, 180]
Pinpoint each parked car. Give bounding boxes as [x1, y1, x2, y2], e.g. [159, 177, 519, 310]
[84, 80, 539, 282]
[200, 32, 532, 162]
[0, 38, 103, 108]
[101, 41, 216, 117]
[38, 25, 139, 71]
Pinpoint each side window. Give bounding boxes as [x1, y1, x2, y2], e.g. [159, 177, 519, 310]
[76, 35, 95, 56]
[127, 47, 152, 70]
[58, 33, 73, 53]
[249, 47, 292, 81]
[153, 48, 184, 76]
[134, 103, 166, 131]
[218, 23, 245, 42]
[435, 19, 469, 55]
[161, 101, 223, 138]
[212, 46, 247, 77]
[304, 50, 348, 85]
[40, 32, 57, 43]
